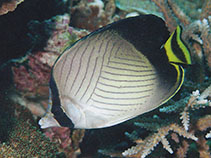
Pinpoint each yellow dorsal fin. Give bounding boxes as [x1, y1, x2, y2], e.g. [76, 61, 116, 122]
[164, 26, 191, 65]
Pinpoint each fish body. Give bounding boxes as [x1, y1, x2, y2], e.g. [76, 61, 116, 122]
[39, 14, 191, 129]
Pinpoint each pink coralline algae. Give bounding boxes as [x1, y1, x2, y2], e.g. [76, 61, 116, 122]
[44, 127, 85, 157]
[10, 13, 93, 118]
[43, 14, 74, 54]
[44, 127, 72, 150]
[70, 0, 116, 31]
[12, 52, 51, 98]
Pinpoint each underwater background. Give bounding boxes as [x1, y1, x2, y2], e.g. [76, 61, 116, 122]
[0, 0, 210, 157]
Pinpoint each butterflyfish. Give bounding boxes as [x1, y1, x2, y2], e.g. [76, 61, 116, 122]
[39, 14, 191, 129]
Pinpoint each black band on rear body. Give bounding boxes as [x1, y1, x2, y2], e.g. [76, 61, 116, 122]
[171, 29, 187, 63]
[50, 75, 74, 128]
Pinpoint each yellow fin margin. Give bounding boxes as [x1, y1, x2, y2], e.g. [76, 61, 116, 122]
[160, 64, 184, 105]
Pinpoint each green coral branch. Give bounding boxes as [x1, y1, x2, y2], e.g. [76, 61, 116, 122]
[159, 96, 190, 113]
[0, 106, 61, 157]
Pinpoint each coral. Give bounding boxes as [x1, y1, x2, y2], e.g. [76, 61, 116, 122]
[151, 0, 177, 32]
[0, 0, 24, 15]
[0, 105, 60, 157]
[196, 115, 211, 134]
[182, 18, 211, 73]
[98, 83, 211, 158]
[206, 131, 211, 139]
[176, 140, 189, 158]
[148, 0, 211, 76]
[43, 127, 85, 157]
[44, 127, 72, 150]
[0, 143, 21, 157]
[28, 13, 73, 54]
[167, 0, 191, 26]
[4, 12, 88, 158]
[70, 0, 116, 31]
[71, 129, 85, 150]
[151, 0, 204, 31]
[0, 89, 84, 158]
[10, 14, 89, 117]
[122, 124, 197, 158]
[12, 52, 51, 97]
[7, 120, 58, 157]
[115, 0, 163, 18]
[11, 13, 89, 97]
[1, 1, 210, 157]
[179, 87, 211, 132]
[197, 136, 210, 158]
[180, 108, 190, 131]
[9, 92, 46, 117]
[11, 51, 51, 115]
[200, 0, 211, 20]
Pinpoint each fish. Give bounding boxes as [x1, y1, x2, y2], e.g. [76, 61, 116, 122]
[39, 14, 191, 129]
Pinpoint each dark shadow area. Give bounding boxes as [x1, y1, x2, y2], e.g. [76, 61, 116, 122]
[0, 0, 69, 143]
[0, 85, 16, 142]
[0, 0, 69, 66]
[79, 123, 136, 157]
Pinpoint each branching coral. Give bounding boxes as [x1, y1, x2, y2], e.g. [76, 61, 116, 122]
[123, 124, 197, 158]
[200, 0, 211, 20]
[206, 131, 211, 139]
[180, 85, 211, 132]
[121, 85, 211, 158]
[151, 0, 177, 32]
[98, 83, 211, 158]
[150, 0, 211, 77]
[116, 0, 211, 77]
[151, 0, 204, 31]
[197, 115, 211, 137]
[197, 136, 210, 158]
[196, 115, 211, 158]
[182, 18, 211, 72]
[1, 1, 210, 157]
[176, 140, 189, 158]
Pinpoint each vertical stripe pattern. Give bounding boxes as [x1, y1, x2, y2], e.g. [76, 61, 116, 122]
[164, 25, 191, 65]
